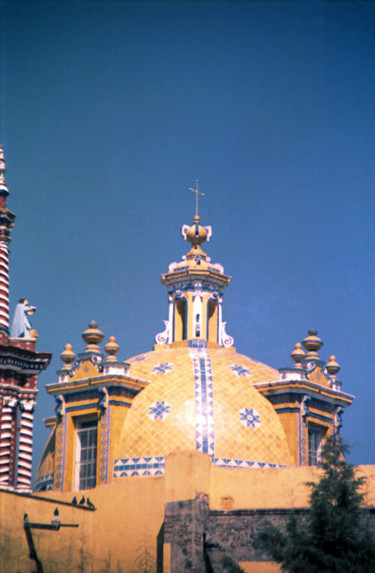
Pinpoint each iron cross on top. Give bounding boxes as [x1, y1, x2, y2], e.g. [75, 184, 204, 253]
[189, 179, 205, 217]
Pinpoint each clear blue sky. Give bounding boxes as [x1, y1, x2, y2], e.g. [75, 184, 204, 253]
[1, 0, 375, 473]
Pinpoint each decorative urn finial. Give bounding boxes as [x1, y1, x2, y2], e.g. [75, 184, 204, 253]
[181, 180, 212, 260]
[326, 355, 340, 379]
[302, 329, 323, 359]
[82, 321, 104, 354]
[104, 336, 120, 363]
[60, 343, 76, 371]
[291, 342, 306, 369]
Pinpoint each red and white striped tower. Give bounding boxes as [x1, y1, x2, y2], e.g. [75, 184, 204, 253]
[0, 146, 51, 490]
[17, 399, 36, 491]
[0, 145, 15, 336]
[0, 396, 18, 486]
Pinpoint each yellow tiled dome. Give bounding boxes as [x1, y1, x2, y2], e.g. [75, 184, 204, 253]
[116, 346, 293, 473]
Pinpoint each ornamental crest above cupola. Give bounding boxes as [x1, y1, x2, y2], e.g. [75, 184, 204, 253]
[155, 180, 233, 349]
[161, 213, 230, 294]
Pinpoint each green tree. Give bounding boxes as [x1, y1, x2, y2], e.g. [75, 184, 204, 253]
[257, 435, 375, 573]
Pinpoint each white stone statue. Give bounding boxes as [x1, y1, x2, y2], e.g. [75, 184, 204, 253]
[10, 298, 36, 338]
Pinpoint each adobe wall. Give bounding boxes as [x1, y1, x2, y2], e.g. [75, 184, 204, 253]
[1, 452, 375, 573]
[0, 489, 96, 573]
[0, 475, 166, 573]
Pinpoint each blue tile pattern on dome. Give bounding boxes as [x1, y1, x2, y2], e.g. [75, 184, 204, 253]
[231, 364, 251, 377]
[212, 458, 285, 469]
[114, 456, 165, 477]
[111, 348, 292, 479]
[239, 407, 261, 429]
[192, 349, 215, 456]
[148, 400, 171, 421]
[112, 455, 287, 478]
[152, 362, 173, 375]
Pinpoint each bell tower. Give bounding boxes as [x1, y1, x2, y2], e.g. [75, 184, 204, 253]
[155, 181, 233, 349]
[0, 145, 51, 491]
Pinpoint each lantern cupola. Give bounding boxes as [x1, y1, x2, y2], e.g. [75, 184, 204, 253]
[155, 182, 233, 348]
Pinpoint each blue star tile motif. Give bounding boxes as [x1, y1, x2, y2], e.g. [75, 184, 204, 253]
[231, 364, 251, 377]
[239, 407, 261, 429]
[148, 400, 171, 421]
[152, 362, 173, 375]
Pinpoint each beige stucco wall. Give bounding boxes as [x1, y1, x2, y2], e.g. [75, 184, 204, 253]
[0, 489, 95, 573]
[2, 453, 375, 572]
[0, 476, 165, 573]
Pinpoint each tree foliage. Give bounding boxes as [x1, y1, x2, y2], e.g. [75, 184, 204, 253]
[257, 435, 375, 572]
[221, 555, 245, 572]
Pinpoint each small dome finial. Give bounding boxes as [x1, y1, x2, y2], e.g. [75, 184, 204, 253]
[302, 329, 323, 359]
[60, 343, 76, 371]
[104, 336, 120, 363]
[291, 342, 306, 369]
[82, 321, 104, 354]
[326, 355, 340, 379]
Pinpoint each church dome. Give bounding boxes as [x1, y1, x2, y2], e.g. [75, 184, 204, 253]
[115, 346, 292, 472]
[34, 188, 355, 495]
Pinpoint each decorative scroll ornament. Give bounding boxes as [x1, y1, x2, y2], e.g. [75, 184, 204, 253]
[210, 262, 224, 273]
[220, 322, 234, 348]
[155, 320, 171, 345]
[168, 261, 178, 272]
[19, 399, 36, 413]
[4, 396, 18, 409]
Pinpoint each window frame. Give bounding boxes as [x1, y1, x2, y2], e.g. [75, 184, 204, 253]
[74, 417, 98, 491]
[308, 425, 326, 466]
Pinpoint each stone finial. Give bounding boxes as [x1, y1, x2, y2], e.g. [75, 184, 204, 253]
[82, 321, 104, 354]
[104, 336, 120, 363]
[302, 329, 323, 359]
[326, 355, 340, 379]
[290, 342, 306, 369]
[60, 343, 76, 371]
[181, 182, 212, 261]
